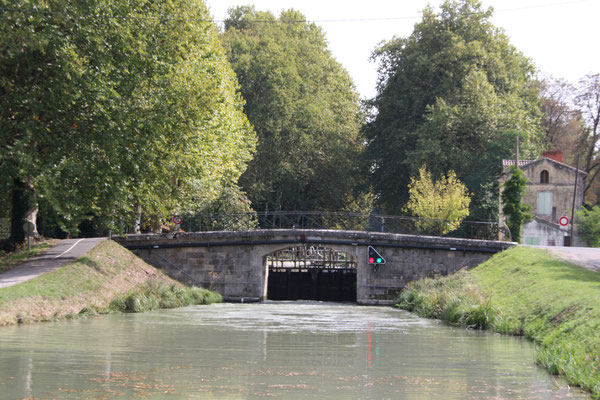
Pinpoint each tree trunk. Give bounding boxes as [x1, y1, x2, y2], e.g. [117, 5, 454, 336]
[6, 178, 38, 251]
[133, 203, 142, 234]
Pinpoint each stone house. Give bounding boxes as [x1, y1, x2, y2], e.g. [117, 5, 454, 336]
[498, 150, 586, 246]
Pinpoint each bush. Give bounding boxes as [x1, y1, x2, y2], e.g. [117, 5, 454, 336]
[396, 270, 495, 329]
[404, 166, 471, 235]
[576, 205, 600, 247]
[107, 281, 222, 313]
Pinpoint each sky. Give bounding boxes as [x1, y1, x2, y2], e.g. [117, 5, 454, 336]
[204, 0, 599, 99]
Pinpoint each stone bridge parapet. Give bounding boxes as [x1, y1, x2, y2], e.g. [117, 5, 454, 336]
[115, 229, 514, 305]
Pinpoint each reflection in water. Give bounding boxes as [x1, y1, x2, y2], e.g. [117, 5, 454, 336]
[25, 351, 32, 398]
[0, 301, 589, 399]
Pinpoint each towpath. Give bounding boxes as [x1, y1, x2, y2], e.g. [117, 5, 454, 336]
[529, 245, 600, 272]
[0, 238, 105, 288]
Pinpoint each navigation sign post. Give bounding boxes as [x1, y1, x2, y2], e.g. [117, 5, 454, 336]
[367, 246, 386, 271]
[23, 221, 35, 251]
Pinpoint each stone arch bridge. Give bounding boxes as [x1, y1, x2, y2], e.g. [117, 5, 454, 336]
[116, 229, 513, 305]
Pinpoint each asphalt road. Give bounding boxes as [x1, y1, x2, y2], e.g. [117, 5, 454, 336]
[0, 238, 105, 288]
[529, 245, 600, 272]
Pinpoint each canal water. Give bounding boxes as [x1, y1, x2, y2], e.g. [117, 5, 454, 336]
[0, 302, 588, 399]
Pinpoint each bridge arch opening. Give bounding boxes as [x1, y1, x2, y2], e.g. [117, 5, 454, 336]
[265, 245, 356, 302]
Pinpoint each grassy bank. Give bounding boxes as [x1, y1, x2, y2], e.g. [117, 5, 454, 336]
[0, 240, 221, 325]
[397, 246, 600, 398]
[0, 239, 55, 273]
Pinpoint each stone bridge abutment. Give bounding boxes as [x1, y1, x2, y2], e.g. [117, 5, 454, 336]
[115, 229, 513, 305]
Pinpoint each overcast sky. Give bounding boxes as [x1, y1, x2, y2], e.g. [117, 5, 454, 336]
[204, 0, 598, 99]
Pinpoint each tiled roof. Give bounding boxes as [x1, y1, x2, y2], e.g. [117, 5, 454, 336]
[502, 159, 534, 167]
[501, 157, 587, 175]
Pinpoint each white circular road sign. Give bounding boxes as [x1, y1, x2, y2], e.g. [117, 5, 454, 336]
[559, 216, 569, 226]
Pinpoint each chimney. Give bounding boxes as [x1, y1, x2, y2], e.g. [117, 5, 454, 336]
[543, 150, 563, 163]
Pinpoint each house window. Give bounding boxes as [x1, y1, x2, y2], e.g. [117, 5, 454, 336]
[525, 237, 540, 245]
[540, 170, 549, 184]
[537, 192, 552, 215]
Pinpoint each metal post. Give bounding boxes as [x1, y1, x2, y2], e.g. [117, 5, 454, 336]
[515, 135, 519, 167]
[570, 154, 581, 246]
[502, 221, 512, 243]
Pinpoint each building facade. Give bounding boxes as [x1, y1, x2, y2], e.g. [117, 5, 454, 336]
[498, 151, 586, 246]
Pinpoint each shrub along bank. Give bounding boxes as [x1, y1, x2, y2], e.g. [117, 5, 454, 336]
[397, 246, 600, 398]
[0, 240, 221, 325]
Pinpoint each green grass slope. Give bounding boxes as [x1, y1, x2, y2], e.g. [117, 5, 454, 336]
[397, 246, 600, 398]
[0, 240, 221, 325]
[0, 239, 55, 273]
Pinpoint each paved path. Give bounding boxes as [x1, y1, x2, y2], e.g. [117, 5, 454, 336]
[528, 245, 600, 272]
[0, 238, 106, 288]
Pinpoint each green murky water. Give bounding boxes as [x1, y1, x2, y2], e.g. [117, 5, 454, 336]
[0, 302, 589, 399]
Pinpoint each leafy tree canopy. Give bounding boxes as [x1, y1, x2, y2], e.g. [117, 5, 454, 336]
[221, 6, 370, 212]
[0, 0, 255, 240]
[366, 0, 543, 216]
[501, 166, 532, 243]
[575, 74, 600, 199]
[404, 166, 471, 235]
[539, 75, 600, 202]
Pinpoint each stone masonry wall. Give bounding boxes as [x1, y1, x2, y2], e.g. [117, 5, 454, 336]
[133, 245, 267, 299]
[356, 240, 496, 305]
[498, 158, 584, 231]
[118, 230, 512, 305]
[521, 158, 584, 223]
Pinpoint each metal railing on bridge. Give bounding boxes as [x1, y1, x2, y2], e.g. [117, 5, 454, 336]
[177, 211, 510, 241]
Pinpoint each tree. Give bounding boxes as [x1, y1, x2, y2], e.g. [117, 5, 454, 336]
[539, 76, 583, 163]
[404, 166, 471, 235]
[220, 7, 370, 213]
[365, 0, 543, 216]
[501, 167, 532, 243]
[538, 74, 600, 203]
[576, 205, 600, 247]
[0, 0, 255, 246]
[187, 185, 258, 231]
[465, 129, 523, 223]
[575, 74, 600, 199]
